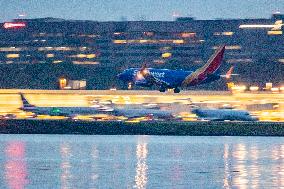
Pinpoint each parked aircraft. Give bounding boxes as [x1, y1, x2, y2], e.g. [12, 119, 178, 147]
[112, 106, 175, 120]
[19, 93, 113, 117]
[91, 100, 176, 120]
[118, 45, 231, 93]
[192, 107, 258, 121]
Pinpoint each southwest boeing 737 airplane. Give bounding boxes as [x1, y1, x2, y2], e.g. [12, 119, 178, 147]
[118, 45, 228, 93]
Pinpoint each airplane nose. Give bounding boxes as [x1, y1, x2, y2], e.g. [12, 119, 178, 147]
[117, 73, 123, 79]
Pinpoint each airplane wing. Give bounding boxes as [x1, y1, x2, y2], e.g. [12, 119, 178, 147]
[136, 65, 170, 87]
[181, 45, 225, 87]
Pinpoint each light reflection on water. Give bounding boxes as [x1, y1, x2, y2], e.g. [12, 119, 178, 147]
[4, 141, 28, 189]
[1, 135, 284, 188]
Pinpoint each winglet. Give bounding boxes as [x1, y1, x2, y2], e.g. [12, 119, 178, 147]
[182, 45, 225, 87]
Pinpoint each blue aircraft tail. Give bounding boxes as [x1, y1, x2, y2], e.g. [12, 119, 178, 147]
[19, 93, 35, 108]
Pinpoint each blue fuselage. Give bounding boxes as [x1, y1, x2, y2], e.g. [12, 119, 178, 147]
[118, 68, 221, 88]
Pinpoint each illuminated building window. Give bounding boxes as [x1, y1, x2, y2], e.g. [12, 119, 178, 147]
[72, 61, 99, 65]
[139, 40, 148, 43]
[194, 60, 204, 64]
[213, 32, 234, 36]
[38, 47, 53, 51]
[53, 60, 63, 64]
[46, 54, 54, 58]
[70, 54, 96, 58]
[38, 47, 75, 51]
[173, 40, 184, 44]
[0, 47, 23, 52]
[114, 39, 185, 44]
[113, 40, 127, 44]
[213, 45, 241, 50]
[160, 47, 172, 51]
[88, 34, 100, 38]
[279, 59, 284, 63]
[6, 54, 19, 58]
[226, 59, 252, 63]
[54, 47, 72, 51]
[86, 54, 96, 59]
[113, 32, 122, 35]
[79, 47, 87, 51]
[162, 52, 172, 58]
[181, 32, 196, 38]
[239, 20, 283, 30]
[267, 31, 282, 35]
[59, 78, 67, 89]
[77, 54, 86, 58]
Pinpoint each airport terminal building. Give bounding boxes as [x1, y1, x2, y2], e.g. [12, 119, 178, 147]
[0, 14, 283, 89]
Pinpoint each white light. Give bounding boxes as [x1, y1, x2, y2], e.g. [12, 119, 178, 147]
[239, 20, 283, 30]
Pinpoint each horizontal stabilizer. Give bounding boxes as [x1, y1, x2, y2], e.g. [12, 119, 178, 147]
[220, 66, 239, 79]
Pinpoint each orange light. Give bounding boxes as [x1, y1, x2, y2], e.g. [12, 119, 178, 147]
[46, 54, 54, 58]
[173, 40, 184, 44]
[267, 30, 282, 35]
[162, 52, 172, 58]
[6, 54, 19, 58]
[181, 32, 196, 38]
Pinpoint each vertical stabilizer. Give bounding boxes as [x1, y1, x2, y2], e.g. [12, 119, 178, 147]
[19, 93, 35, 108]
[182, 45, 225, 87]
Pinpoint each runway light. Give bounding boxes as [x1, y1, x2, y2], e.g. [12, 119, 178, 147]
[231, 85, 246, 92]
[249, 86, 259, 91]
[271, 88, 279, 93]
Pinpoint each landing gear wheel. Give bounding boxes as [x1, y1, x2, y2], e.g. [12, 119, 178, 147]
[159, 87, 166, 92]
[174, 88, 180, 93]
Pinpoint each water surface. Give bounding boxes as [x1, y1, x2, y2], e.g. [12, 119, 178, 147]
[0, 135, 283, 188]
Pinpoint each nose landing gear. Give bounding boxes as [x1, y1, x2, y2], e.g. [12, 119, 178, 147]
[174, 88, 180, 93]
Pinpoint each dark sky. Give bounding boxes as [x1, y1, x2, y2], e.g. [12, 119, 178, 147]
[0, 0, 283, 22]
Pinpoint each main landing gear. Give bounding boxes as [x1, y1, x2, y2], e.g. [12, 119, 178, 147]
[159, 87, 180, 93]
[159, 87, 166, 92]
